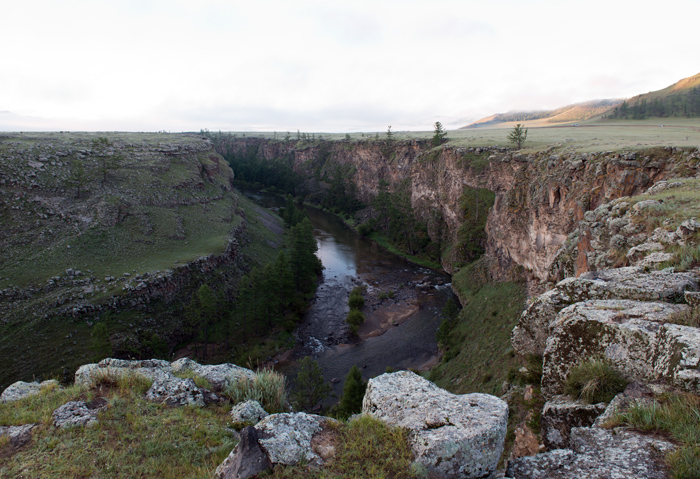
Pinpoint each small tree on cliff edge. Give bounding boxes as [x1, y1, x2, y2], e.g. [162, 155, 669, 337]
[432, 121, 447, 146]
[508, 123, 528, 149]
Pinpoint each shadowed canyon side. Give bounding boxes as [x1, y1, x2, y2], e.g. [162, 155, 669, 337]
[214, 137, 699, 290]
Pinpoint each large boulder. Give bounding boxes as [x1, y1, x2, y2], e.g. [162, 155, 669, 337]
[1, 379, 60, 403]
[362, 371, 508, 479]
[540, 396, 607, 449]
[507, 427, 675, 479]
[541, 299, 699, 398]
[512, 267, 698, 357]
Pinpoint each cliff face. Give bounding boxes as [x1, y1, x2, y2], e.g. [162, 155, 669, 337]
[217, 138, 699, 288]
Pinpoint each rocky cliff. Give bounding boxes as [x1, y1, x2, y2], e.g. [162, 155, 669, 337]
[214, 137, 700, 290]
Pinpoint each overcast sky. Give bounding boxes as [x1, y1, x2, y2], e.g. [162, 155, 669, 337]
[1, 0, 698, 132]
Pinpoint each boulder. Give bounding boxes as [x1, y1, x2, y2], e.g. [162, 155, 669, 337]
[0, 424, 36, 447]
[52, 401, 98, 428]
[540, 396, 607, 449]
[255, 413, 339, 467]
[171, 357, 255, 392]
[362, 371, 508, 479]
[230, 400, 269, 426]
[541, 299, 692, 398]
[1, 379, 60, 403]
[215, 426, 272, 479]
[509, 415, 540, 460]
[506, 427, 674, 479]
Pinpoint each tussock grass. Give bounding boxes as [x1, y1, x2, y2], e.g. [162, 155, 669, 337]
[0, 384, 84, 427]
[224, 369, 287, 414]
[617, 393, 700, 479]
[84, 368, 154, 395]
[564, 357, 628, 404]
[266, 416, 420, 479]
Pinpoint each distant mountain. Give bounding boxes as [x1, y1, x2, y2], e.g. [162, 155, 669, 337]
[462, 71, 700, 128]
[461, 99, 621, 129]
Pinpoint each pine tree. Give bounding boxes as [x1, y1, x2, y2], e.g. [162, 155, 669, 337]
[432, 121, 447, 146]
[334, 365, 367, 419]
[292, 357, 331, 411]
[507, 124, 528, 149]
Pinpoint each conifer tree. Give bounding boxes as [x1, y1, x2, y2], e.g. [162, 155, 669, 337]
[334, 365, 367, 419]
[293, 357, 331, 411]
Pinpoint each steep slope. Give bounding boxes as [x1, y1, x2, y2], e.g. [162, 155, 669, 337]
[0, 132, 250, 389]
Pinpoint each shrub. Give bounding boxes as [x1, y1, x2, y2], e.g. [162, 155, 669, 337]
[564, 357, 627, 403]
[348, 293, 365, 310]
[225, 369, 287, 413]
[346, 310, 366, 334]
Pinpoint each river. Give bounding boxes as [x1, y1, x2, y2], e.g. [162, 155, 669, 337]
[243, 191, 458, 404]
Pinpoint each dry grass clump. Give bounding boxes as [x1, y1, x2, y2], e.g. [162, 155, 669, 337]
[564, 357, 628, 404]
[224, 368, 287, 414]
[617, 393, 700, 479]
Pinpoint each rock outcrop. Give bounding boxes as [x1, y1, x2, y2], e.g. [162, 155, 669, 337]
[362, 371, 508, 479]
[74, 357, 253, 406]
[215, 412, 339, 479]
[540, 396, 607, 449]
[506, 427, 675, 479]
[230, 400, 269, 426]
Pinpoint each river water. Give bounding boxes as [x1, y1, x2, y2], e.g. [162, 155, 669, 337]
[244, 191, 457, 402]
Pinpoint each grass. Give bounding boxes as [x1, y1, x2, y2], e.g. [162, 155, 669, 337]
[224, 369, 288, 414]
[615, 393, 700, 479]
[0, 376, 235, 478]
[367, 232, 443, 270]
[564, 357, 628, 404]
[263, 415, 420, 479]
[429, 261, 526, 395]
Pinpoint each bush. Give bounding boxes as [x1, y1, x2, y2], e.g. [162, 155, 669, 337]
[346, 310, 366, 335]
[348, 293, 364, 310]
[564, 357, 627, 404]
[224, 369, 287, 413]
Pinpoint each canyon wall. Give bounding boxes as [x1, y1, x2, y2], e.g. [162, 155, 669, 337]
[217, 137, 700, 290]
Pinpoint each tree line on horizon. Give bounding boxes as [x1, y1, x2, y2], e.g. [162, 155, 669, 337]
[606, 87, 700, 119]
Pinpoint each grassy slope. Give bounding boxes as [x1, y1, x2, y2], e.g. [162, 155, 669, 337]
[429, 262, 526, 396]
[0, 133, 287, 390]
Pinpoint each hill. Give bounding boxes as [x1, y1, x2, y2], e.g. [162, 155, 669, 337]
[607, 71, 700, 119]
[462, 99, 621, 129]
[463, 71, 700, 128]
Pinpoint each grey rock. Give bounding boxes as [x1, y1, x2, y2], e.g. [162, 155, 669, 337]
[541, 396, 607, 449]
[74, 358, 226, 406]
[541, 299, 692, 398]
[516, 267, 699, 359]
[362, 371, 508, 479]
[230, 400, 269, 426]
[52, 401, 98, 428]
[215, 426, 272, 479]
[685, 290, 700, 307]
[507, 427, 674, 479]
[1, 379, 60, 403]
[171, 357, 255, 392]
[0, 424, 36, 447]
[512, 289, 571, 356]
[254, 412, 338, 467]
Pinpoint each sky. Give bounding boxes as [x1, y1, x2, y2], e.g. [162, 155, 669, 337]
[1, 0, 699, 133]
